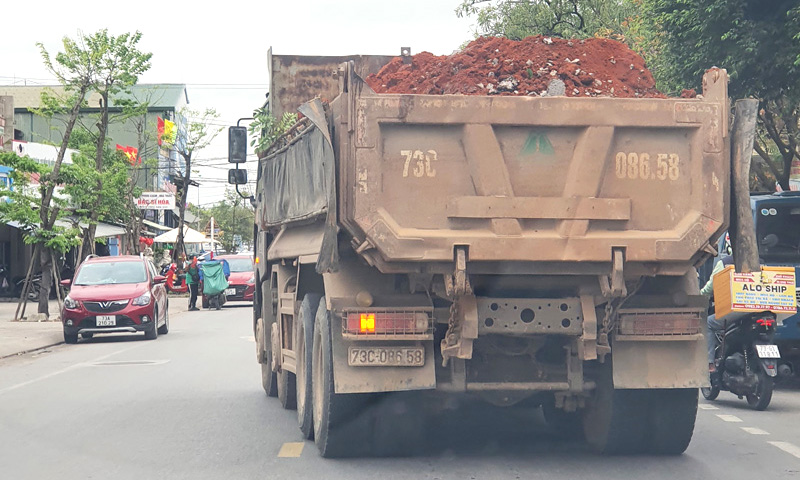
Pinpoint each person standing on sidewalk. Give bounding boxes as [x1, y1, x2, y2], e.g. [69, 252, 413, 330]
[186, 256, 200, 311]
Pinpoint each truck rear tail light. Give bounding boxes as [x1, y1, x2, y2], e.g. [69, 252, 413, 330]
[343, 311, 431, 336]
[617, 310, 702, 336]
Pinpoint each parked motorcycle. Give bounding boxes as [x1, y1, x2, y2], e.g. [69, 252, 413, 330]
[702, 311, 788, 410]
[0, 265, 15, 296]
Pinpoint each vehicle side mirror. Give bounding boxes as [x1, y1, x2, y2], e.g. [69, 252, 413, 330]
[228, 168, 248, 185]
[60, 279, 71, 287]
[154, 275, 167, 284]
[228, 126, 248, 163]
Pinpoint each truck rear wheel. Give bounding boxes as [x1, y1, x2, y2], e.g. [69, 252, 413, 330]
[256, 317, 277, 397]
[297, 293, 322, 439]
[276, 314, 296, 409]
[312, 298, 373, 458]
[371, 392, 426, 457]
[583, 365, 649, 455]
[649, 388, 697, 454]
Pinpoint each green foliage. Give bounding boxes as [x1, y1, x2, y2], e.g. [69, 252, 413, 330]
[59, 140, 133, 227]
[637, 0, 800, 188]
[88, 30, 152, 95]
[0, 152, 82, 254]
[178, 107, 223, 157]
[191, 189, 255, 253]
[249, 108, 299, 155]
[637, 0, 800, 99]
[456, 0, 637, 40]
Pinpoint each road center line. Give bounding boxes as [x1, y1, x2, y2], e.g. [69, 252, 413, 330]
[0, 344, 143, 396]
[716, 414, 743, 423]
[698, 404, 719, 410]
[769, 442, 800, 459]
[278, 442, 304, 458]
[741, 427, 770, 435]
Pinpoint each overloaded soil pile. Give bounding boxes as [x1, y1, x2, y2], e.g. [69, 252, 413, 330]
[366, 36, 665, 98]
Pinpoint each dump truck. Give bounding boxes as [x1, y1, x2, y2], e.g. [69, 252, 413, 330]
[239, 51, 732, 457]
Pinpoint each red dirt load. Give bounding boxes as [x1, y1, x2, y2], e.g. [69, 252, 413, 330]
[366, 36, 664, 98]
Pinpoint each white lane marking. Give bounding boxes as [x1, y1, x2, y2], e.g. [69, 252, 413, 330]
[769, 442, 800, 459]
[741, 427, 770, 435]
[716, 414, 743, 423]
[698, 404, 719, 410]
[278, 442, 304, 458]
[0, 344, 144, 396]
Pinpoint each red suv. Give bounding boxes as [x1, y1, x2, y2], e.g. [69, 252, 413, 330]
[201, 255, 254, 308]
[61, 255, 169, 344]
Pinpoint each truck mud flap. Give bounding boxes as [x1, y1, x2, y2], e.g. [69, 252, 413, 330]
[612, 335, 708, 389]
[331, 323, 436, 394]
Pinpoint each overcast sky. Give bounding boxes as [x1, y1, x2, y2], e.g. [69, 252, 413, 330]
[3, 0, 476, 208]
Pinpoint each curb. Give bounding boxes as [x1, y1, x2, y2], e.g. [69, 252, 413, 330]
[0, 341, 65, 360]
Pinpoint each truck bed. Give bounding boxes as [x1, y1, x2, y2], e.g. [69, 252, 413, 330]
[335, 66, 730, 274]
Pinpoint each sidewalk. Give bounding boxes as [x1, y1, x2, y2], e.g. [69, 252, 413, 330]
[0, 296, 190, 359]
[0, 300, 63, 359]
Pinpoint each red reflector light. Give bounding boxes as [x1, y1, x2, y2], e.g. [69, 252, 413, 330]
[345, 312, 429, 335]
[757, 318, 776, 327]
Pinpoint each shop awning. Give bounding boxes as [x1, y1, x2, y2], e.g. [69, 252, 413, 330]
[142, 219, 171, 231]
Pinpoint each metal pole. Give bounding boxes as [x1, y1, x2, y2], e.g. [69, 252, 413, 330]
[210, 216, 215, 253]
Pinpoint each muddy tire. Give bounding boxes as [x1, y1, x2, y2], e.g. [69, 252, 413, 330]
[371, 392, 426, 457]
[649, 388, 697, 455]
[278, 367, 297, 410]
[297, 293, 322, 439]
[542, 395, 583, 440]
[256, 316, 277, 397]
[312, 298, 373, 458]
[583, 365, 649, 455]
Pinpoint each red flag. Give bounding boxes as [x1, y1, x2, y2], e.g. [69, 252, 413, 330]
[116, 144, 139, 166]
[157, 116, 165, 146]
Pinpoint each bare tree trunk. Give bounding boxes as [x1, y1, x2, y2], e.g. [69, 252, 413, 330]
[15, 244, 40, 321]
[38, 249, 52, 317]
[730, 99, 760, 274]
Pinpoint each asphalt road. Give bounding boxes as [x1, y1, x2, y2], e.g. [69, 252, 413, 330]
[1, 304, 799, 480]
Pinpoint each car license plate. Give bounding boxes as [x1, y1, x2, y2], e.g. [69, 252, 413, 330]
[348, 347, 424, 367]
[225, 288, 236, 296]
[756, 344, 781, 359]
[96, 315, 116, 327]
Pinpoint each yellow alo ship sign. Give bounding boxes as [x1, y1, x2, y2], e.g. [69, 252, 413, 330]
[713, 265, 797, 319]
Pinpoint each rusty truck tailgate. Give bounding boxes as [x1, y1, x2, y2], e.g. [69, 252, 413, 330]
[340, 70, 729, 271]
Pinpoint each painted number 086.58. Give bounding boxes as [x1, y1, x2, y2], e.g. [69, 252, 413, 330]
[615, 152, 680, 181]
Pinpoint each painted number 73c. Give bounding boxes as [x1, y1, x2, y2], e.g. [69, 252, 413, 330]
[401, 150, 438, 178]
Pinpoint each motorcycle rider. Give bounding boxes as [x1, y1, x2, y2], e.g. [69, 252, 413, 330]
[701, 253, 735, 372]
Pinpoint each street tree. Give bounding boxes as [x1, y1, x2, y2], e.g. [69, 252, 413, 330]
[0, 152, 82, 317]
[456, 0, 637, 40]
[637, 0, 800, 190]
[22, 32, 100, 315]
[82, 30, 151, 255]
[170, 108, 222, 262]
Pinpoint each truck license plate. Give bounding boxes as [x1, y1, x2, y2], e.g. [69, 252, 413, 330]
[96, 315, 116, 326]
[756, 344, 781, 358]
[348, 347, 424, 367]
